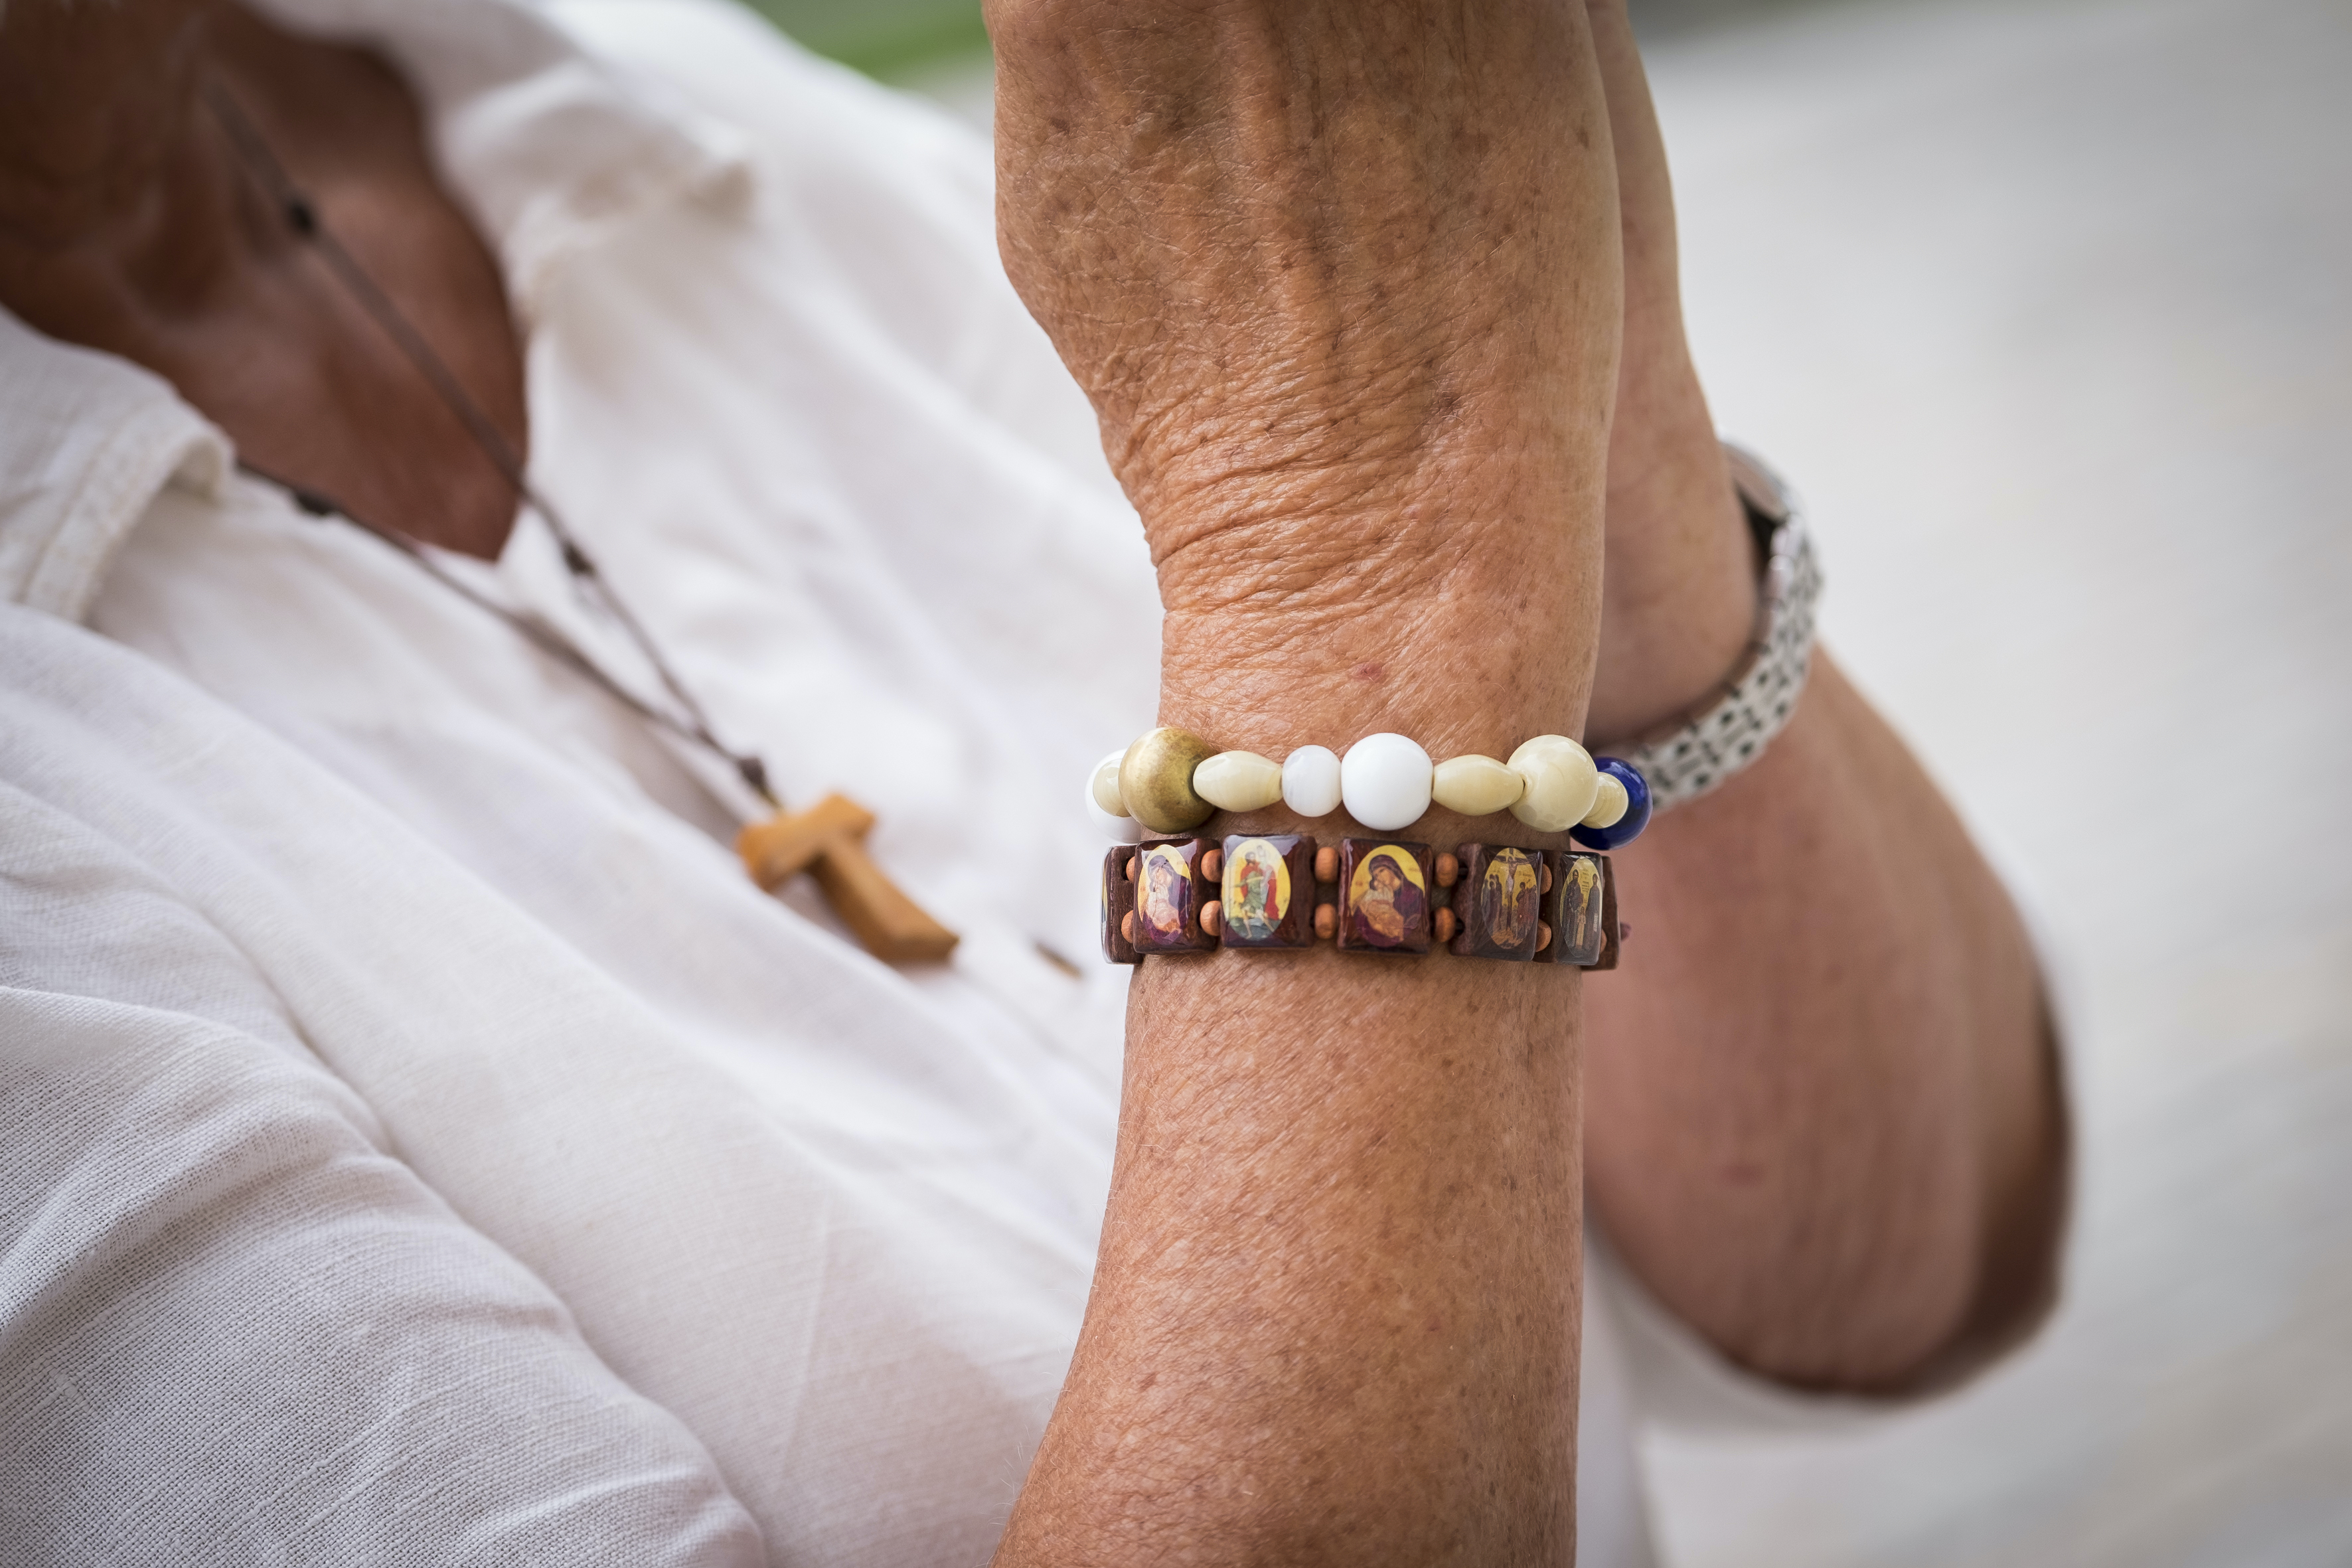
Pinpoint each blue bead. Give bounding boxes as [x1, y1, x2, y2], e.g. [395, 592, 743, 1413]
[1569, 757, 1651, 850]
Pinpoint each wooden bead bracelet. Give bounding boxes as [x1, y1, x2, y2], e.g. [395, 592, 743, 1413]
[1101, 834, 1624, 971]
[1086, 728, 1652, 850]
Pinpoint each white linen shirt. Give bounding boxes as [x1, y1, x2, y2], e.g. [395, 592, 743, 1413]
[0, 0, 1744, 1561]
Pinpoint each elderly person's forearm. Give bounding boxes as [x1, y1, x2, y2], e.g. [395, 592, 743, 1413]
[988, 0, 1620, 1561]
[1577, 0, 2065, 1393]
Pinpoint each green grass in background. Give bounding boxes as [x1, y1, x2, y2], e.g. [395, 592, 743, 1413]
[733, 0, 989, 78]
[729, 0, 1901, 84]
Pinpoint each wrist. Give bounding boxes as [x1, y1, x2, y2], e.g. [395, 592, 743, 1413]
[1145, 433, 1608, 755]
[1589, 393, 1756, 742]
[1154, 554, 1602, 768]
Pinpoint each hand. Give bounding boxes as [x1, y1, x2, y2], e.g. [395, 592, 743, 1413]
[990, 0, 1624, 749]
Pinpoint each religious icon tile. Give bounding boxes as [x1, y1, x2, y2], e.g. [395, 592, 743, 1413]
[1448, 844, 1545, 961]
[1218, 833, 1318, 949]
[1335, 838, 1434, 955]
[1101, 844, 1140, 965]
[1544, 850, 1612, 967]
[1131, 836, 1217, 955]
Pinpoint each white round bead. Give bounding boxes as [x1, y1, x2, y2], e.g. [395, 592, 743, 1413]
[1581, 771, 1630, 830]
[1341, 732, 1434, 832]
[1507, 735, 1600, 832]
[1193, 750, 1285, 813]
[1088, 749, 1128, 817]
[1281, 744, 1344, 818]
[1084, 750, 1142, 842]
[1431, 753, 1526, 817]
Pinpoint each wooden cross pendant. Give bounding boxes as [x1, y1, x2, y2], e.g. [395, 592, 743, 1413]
[736, 793, 959, 965]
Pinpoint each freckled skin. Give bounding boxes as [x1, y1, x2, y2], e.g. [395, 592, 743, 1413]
[0, 1, 528, 560]
[991, 2, 1613, 1559]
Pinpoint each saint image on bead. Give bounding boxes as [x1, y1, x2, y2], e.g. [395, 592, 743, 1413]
[1221, 837, 1291, 942]
[1558, 852, 1607, 966]
[1348, 844, 1429, 949]
[1478, 848, 1542, 951]
[1137, 843, 1194, 946]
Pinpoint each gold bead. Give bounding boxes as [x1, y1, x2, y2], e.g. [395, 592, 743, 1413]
[1118, 726, 1219, 833]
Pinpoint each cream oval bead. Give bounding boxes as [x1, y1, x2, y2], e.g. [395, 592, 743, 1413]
[1193, 750, 1285, 813]
[1431, 753, 1526, 817]
[1281, 744, 1344, 818]
[1581, 771, 1630, 830]
[1088, 749, 1128, 817]
[1119, 726, 1219, 833]
[1507, 734, 1601, 832]
[1340, 732, 1434, 832]
[1085, 749, 1142, 842]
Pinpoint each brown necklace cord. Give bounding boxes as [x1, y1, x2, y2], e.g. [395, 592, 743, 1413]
[201, 82, 780, 813]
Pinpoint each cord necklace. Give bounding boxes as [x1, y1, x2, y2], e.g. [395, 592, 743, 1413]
[202, 82, 958, 963]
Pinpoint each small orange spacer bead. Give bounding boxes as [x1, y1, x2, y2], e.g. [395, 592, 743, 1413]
[1201, 900, 1223, 939]
[1433, 907, 1456, 943]
[1540, 862, 1553, 894]
[1314, 846, 1338, 884]
[1537, 921, 1553, 951]
[1202, 848, 1223, 881]
[1122, 911, 1137, 943]
[1125, 854, 1137, 882]
[1435, 852, 1459, 888]
[1314, 902, 1336, 939]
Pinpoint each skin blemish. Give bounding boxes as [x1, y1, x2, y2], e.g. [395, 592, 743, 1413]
[1352, 661, 1385, 682]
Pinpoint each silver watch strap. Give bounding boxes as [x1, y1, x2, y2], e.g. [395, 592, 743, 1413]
[1595, 443, 1822, 813]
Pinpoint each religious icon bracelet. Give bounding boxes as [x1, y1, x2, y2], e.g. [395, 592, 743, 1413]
[1089, 726, 1646, 970]
[1089, 442, 1823, 970]
[1104, 834, 1626, 969]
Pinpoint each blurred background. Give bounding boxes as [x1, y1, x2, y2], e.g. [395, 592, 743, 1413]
[738, 0, 2350, 1563]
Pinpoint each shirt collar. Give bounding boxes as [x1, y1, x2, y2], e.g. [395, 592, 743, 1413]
[0, 0, 753, 619]
[246, 0, 753, 312]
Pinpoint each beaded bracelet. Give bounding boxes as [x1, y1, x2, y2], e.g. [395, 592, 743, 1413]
[1086, 729, 1652, 851]
[1102, 835, 1623, 970]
